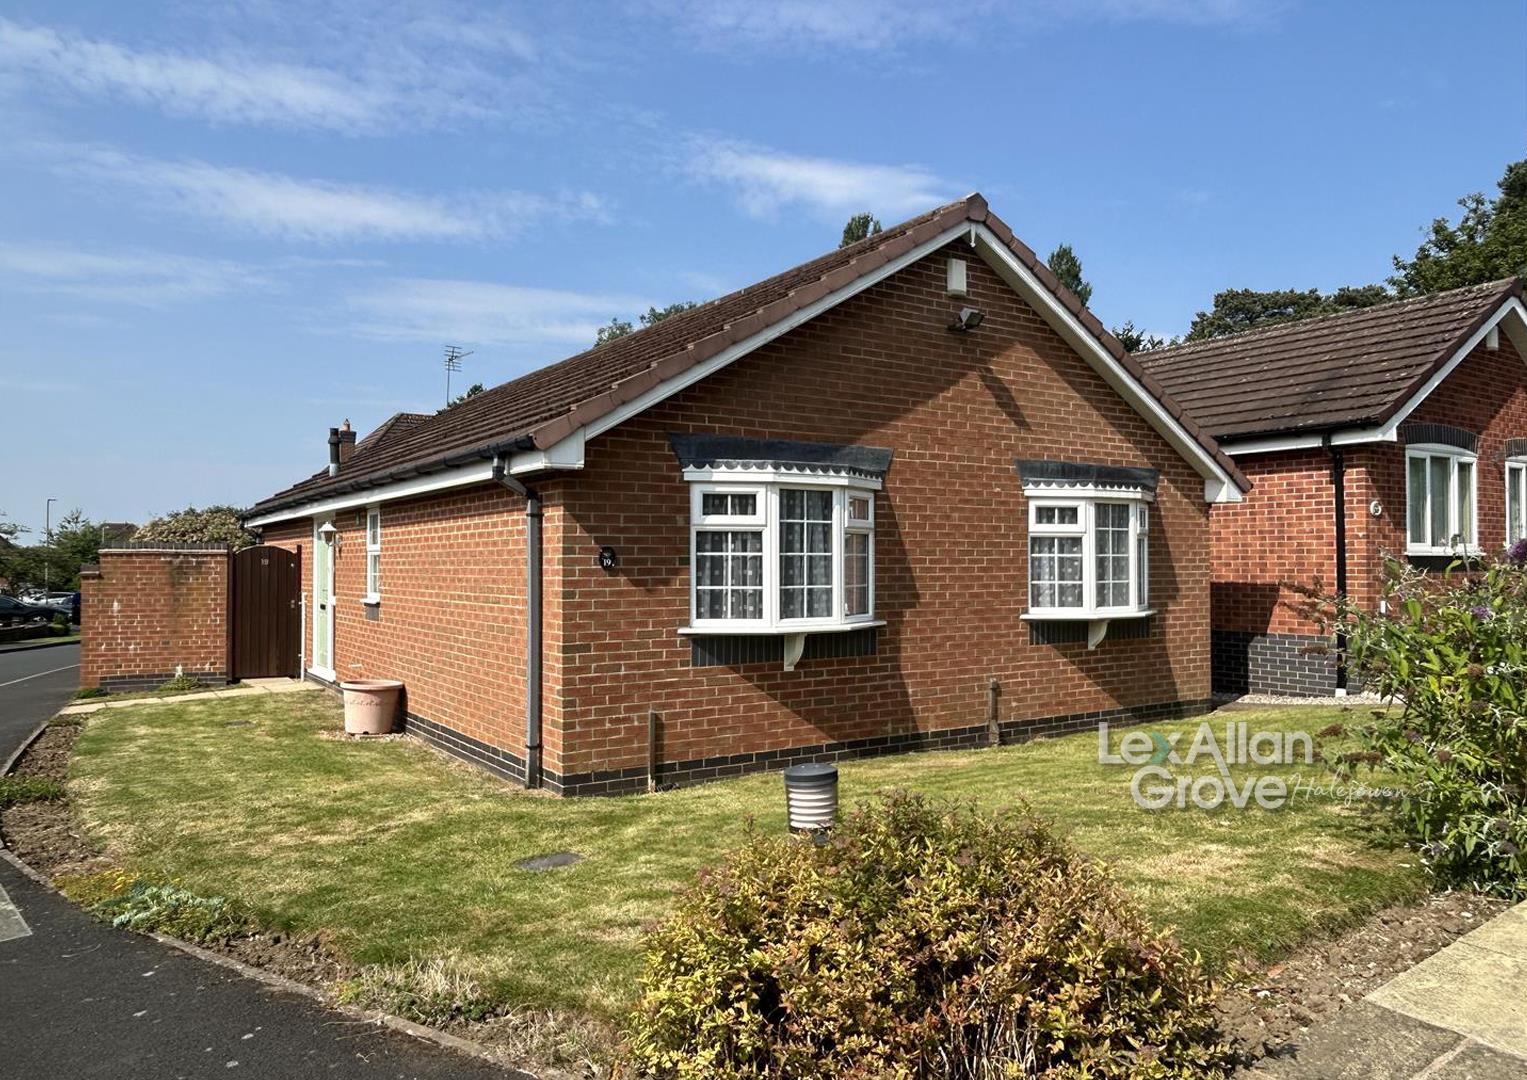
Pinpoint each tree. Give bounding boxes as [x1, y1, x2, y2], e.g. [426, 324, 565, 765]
[641, 302, 699, 326]
[48, 510, 104, 589]
[840, 212, 882, 248]
[1045, 243, 1092, 307]
[1112, 321, 1175, 354]
[593, 301, 698, 346]
[595, 317, 634, 345]
[1184, 284, 1391, 341]
[134, 506, 257, 550]
[0, 509, 99, 592]
[447, 382, 484, 407]
[1391, 159, 1527, 296]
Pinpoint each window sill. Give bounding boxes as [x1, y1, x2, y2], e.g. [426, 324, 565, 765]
[361, 596, 381, 607]
[1021, 609, 1155, 622]
[1404, 547, 1482, 558]
[677, 619, 885, 637]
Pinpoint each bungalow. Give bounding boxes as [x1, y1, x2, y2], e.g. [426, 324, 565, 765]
[1142, 279, 1527, 697]
[245, 194, 1249, 795]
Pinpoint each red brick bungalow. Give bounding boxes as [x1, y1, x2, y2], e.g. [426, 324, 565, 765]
[245, 194, 1249, 795]
[1143, 279, 1527, 696]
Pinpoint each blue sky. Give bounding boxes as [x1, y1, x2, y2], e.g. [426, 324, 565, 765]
[2, 1, 1523, 538]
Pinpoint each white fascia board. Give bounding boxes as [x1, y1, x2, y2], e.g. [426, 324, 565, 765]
[246, 429, 586, 528]
[508, 429, 585, 475]
[970, 226, 1242, 504]
[579, 224, 975, 443]
[245, 461, 497, 528]
[1218, 427, 1393, 456]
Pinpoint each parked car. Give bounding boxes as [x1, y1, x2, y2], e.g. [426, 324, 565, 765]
[0, 595, 59, 626]
[35, 591, 81, 623]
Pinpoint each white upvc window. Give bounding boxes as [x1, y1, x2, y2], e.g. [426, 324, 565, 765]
[1026, 496, 1152, 619]
[687, 479, 877, 632]
[364, 506, 382, 603]
[1508, 460, 1527, 546]
[1405, 445, 1478, 555]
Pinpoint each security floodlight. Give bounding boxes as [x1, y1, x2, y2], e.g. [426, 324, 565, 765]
[949, 307, 986, 332]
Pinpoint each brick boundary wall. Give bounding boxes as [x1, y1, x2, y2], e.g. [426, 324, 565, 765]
[404, 696, 1215, 797]
[80, 544, 231, 692]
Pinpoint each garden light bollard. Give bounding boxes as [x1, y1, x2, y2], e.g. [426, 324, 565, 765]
[783, 763, 838, 834]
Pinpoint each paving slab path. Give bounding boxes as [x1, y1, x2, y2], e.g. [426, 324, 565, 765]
[1243, 900, 1527, 1079]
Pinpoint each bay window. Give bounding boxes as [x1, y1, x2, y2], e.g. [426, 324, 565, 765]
[1027, 498, 1151, 617]
[1405, 446, 1477, 555]
[689, 482, 877, 630]
[672, 434, 893, 637]
[1018, 460, 1156, 647]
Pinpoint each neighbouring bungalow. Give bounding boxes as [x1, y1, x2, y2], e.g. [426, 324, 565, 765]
[1143, 279, 1527, 697]
[244, 194, 1249, 795]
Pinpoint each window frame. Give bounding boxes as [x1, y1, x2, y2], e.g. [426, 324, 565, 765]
[363, 505, 382, 604]
[1024, 491, 1153, 621]
[1405, 444, 1479, 556]
[685, 477, 879, 634]
[1507, 459, 1527, 546]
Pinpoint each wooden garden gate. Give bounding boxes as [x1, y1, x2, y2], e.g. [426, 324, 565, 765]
[231, 545, 300, 679]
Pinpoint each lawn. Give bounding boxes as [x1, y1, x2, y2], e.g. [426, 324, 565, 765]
[67, 693, 1422, 1020]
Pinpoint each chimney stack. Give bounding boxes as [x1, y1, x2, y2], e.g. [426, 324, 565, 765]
[337, 418, 356, 464]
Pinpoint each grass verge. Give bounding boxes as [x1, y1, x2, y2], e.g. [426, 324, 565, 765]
[66, 694, 1422, 1023]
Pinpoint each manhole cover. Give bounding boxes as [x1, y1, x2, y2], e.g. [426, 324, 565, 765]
[517, 851, 584, 871]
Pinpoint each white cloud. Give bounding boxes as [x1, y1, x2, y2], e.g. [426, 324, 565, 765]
[0, 8, 549, 134]
[345, 278, 650, 349]
[0, 18, 387, 132]
[643, 0, 1279, 52]
[53, 145, 607, 244]
[687, 139, 956, 219]
[0, 244, 270, 305]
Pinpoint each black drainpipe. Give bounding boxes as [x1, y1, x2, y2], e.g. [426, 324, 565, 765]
[492, 457, 543, 788]
[1324, 435, 1349, 694]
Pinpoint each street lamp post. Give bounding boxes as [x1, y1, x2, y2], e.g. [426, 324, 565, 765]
[44, 497, 57, 593]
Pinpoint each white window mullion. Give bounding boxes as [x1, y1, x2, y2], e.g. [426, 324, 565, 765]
[833, 489, 844, 623]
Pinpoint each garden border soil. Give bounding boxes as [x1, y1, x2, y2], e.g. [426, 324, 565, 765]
[0, 718, 535, 1079]
[3, 715, 1512, 1076]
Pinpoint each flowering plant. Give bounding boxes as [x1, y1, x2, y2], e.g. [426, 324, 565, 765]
[1335, 550, 1527, 895]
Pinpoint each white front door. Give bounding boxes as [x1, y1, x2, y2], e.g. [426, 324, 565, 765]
[311, 518, 335, 678]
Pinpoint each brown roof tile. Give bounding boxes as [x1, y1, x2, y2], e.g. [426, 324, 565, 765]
[249, 195, 1247, 518]
[1140, 280, 1522, 442]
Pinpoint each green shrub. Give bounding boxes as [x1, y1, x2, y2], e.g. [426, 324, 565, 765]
[72, 687, 106, 700]
[157, 674, 205, 693]
[0, 775, 64, 808]
[623, 792, 1229, 1080]
[1341, 548, 1527, 896]
[49, 615, 70, 635]
[87, 879, 247, 944]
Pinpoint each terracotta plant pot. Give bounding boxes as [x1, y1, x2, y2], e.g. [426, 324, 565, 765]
[339, 680, 403, 735]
